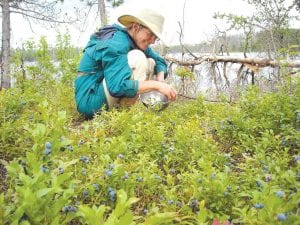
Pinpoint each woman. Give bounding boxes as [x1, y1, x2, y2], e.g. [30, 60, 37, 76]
[75, 8, 177, 118]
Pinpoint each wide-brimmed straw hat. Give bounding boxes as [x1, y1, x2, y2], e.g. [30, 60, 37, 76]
[118, 8, 165, 42]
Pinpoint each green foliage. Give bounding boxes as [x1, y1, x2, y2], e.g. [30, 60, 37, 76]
[175, 66, 195, 79]
[1, 37, 300, 224]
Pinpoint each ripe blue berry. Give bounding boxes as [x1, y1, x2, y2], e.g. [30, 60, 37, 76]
[108, 190, 116, 201]
[276, 190, 284, 198]
[118, 153, 125, 159]
[104, 169, 113, 177]
[136, 176, 143, 182]
[276, 213, 287, 221]
[45, 142, 52, 149]
[40, 165, 49, 173]
[79, 156, 89, 164]
[169, 168, 176, 174]
[293, 155, 300, 162]
[254, 203, 264, 209]
[123, 171, 129, 179]
[160, 195, 166, 200]
[109, 163, 115, 169]
[176, 201, 182, 208]
[58, 167, 64, 174]
[82, 189, 89, 196]
[66, 145, 73, 152]
[256, 180, 263, 187]
[168, 199, 174, 205]
[44, 148, 51, 155]
[189, 199, 199, 207]
[62, 205, 77, 213]
[92, 183, 100, 192]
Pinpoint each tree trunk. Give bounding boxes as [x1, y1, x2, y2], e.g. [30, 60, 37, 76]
[1, 0, 11, 90]
[98, 0, 107, 27]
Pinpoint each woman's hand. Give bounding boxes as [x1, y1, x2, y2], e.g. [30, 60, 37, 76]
[157, 82, 177, 101]
[138, 80, 177, 101]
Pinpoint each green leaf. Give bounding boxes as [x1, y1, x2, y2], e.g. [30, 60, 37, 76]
[36, 188, 53, 197]
[78, 205, 106, 225]
[197, 208, 208, 223]
[144, 212, 177, 225]
[31, 123, 46, 139]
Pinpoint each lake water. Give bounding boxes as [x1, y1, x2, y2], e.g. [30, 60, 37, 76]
[165, 52, 300, 100]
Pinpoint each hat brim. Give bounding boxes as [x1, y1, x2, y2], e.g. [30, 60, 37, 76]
[118, 15, 165, 43]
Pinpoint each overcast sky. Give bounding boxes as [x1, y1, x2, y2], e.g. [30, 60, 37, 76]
[9, 0, 299, 48]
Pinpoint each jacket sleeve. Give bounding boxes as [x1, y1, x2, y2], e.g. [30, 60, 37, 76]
[97, 40, 139, 98]
[145, 48, 168, 78]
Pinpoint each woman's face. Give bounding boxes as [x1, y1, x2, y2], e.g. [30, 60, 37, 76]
[131, 23, 158, 50]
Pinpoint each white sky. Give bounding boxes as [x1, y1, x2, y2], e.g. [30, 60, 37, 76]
[9, 0, 299, 48]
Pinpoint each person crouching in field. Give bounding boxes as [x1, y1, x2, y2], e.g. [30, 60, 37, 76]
[75, 8, 177, 118]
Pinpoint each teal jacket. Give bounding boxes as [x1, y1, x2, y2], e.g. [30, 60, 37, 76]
[75, 24, 167, 118]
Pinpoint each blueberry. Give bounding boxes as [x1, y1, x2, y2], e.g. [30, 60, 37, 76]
[58, 167, 64, 174]
[262, 165, 268, 173]
[168, 146, 174, 152]
[118, 153, 125, 159]
[62, 205, 77, 213]
[69, 206, 77, 212]
[293, 155, 300, 162]
[276, 190, 284, 198]
[189, 199, 199, 207]
[160, 195, 166, 200]
[136, 177, 143, 182]
[265, 174, 272, 182]
[44, 148, 51, 155]
[45, 142, 52, 149]
[168, 199, 174, 205]
[169, 168, 176, 174]
[277, 213, 287, 221]
[123, 171, 129, 179]
[92, 183, 100, 192]
[104, 169, 113, 177]
[79, 156, 89, 164]
[82, 189, 89, 196]
[256, 180, 263, 187]
[40, 165, 49, 173]
[66, 145, 73, 152]
[225, 162, 232, 167]
[176, 200, 182, 207]
[109, 190, 116, 201]
[78, 140, 85, 145]
[296, 111, 300, 120]
[254, 203, 264, 209]
[143, 208, 148, 215]
[109, 163, 115, 170]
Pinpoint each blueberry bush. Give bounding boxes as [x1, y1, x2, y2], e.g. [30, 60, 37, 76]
[0, 36, 299, 224]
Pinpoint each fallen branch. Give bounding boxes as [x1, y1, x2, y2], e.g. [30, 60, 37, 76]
[165, 55, 300, 68]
